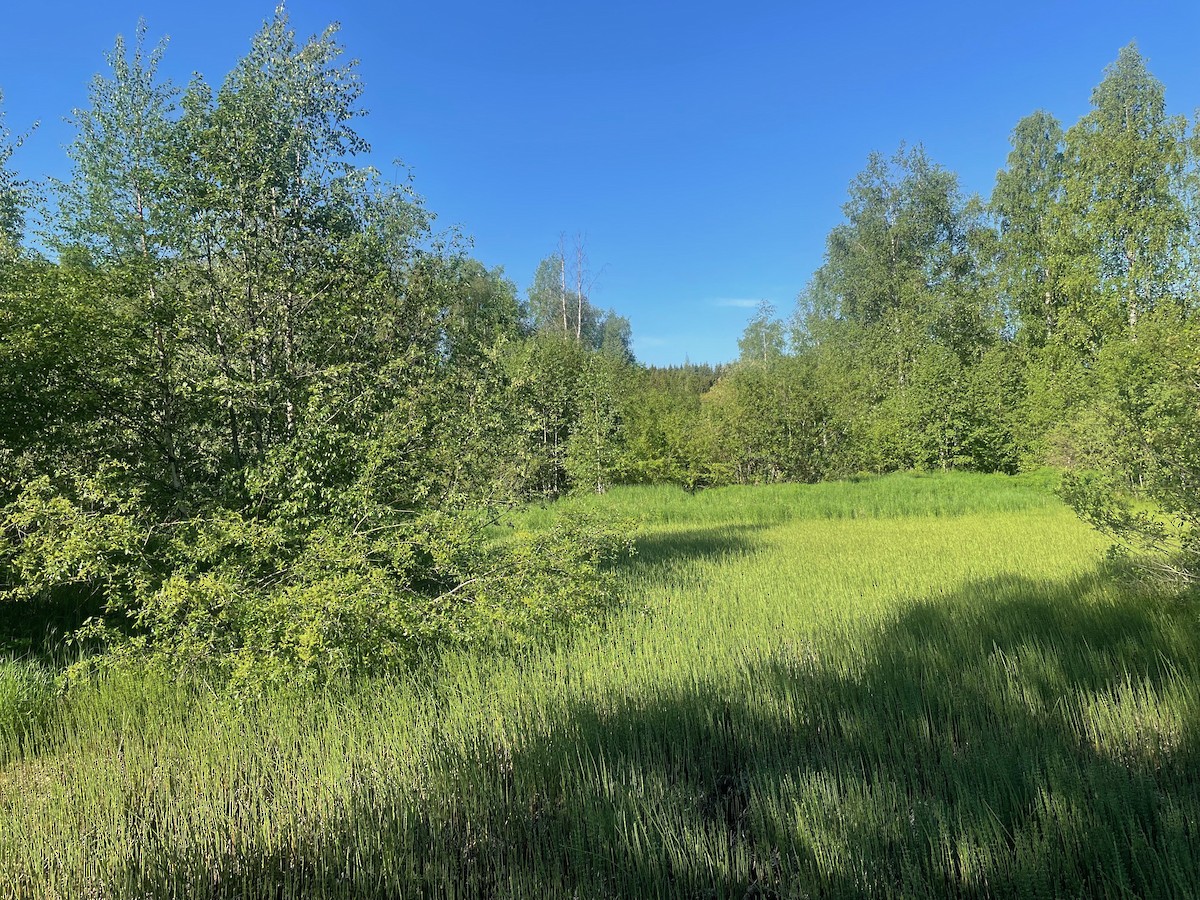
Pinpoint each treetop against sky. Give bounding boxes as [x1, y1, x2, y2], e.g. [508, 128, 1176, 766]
[2, 0, 1198, 365]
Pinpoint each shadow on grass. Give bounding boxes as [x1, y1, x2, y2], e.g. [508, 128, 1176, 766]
[626, 523, 769, 574]
[398, 573, 1200, 898]
[111, 570, 1200, 898]
[0, 586, 105, 663]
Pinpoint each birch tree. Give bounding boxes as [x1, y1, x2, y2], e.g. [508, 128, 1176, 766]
[1058, 44, 1188, 345]
[52, 22, 187, 496]
[991, 110, 1065, 346]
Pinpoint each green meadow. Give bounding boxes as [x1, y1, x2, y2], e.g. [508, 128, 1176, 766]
[3, 472, 1199, 898]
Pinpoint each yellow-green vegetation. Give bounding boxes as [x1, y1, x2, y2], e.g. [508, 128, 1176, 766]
[3, 472, 1199, 898]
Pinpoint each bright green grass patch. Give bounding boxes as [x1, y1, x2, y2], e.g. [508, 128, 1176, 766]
[507, 469, 1061, 532]
[3, 472, 1199, 898]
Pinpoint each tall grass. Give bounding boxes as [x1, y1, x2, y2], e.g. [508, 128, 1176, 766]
[3, 472, 1199, 898]
[506, 469, 1062, 532]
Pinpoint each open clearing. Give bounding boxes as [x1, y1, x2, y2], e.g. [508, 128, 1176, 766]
[3, 472, 1198, 898]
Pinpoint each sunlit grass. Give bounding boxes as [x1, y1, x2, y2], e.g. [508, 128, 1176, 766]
[3, 472, 1199, 898]
[507, 468, 1062, 531]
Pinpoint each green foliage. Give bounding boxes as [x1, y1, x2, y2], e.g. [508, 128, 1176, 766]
[777, 143, 1009, 478]
[525, 251, 571, 336]
[6, 20, 1200, 892]
[699, 356, 836, 484]
[597, 309, 634, 363]
[51, 21, 177, 266]
[564, 352, 626, 494]
[614, 364, 717, 486]
[1059, 317, 1200, 589]
[0, 91, 32, 255]
[865, 343, 1022, 473]
[991, 110, 1065, 346]
[1057, 43, 1189, 345]
[0, 470, 149, 610]
[505, 332, 589, 497]
[2, 475, 631, 690]
[817, 144, 992, 335]
[736, 300, 787, 363]
[6, 5, 1200, 790]
[478, 511, 634, 644]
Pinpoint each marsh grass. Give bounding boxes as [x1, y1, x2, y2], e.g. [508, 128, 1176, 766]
[3, 472, 1199, 898]
[505, 469, 1062, 532]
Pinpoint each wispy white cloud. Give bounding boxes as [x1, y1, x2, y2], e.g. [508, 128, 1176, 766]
[709, 298, 761, 309]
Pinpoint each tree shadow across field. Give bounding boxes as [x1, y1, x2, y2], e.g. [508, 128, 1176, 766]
[387, 571, 1200, 899]
[115, 570, 1200, 898]
[622, 523, 769, 578]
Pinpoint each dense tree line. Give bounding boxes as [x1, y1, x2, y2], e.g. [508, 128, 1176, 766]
[510, 45, 1196, 518]
[529, 44, 1194, 588]
[1, 23, 1196, 689]
[628, 44, 1198, 588]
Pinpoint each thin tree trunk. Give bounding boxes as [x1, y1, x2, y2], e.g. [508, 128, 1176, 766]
[559, 239, 568, 335]
[576, 241, 584, 343]
[1126, 251, 1139, 338]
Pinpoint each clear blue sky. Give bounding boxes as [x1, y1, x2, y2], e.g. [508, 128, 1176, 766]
[3, 1, 1199, 365]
